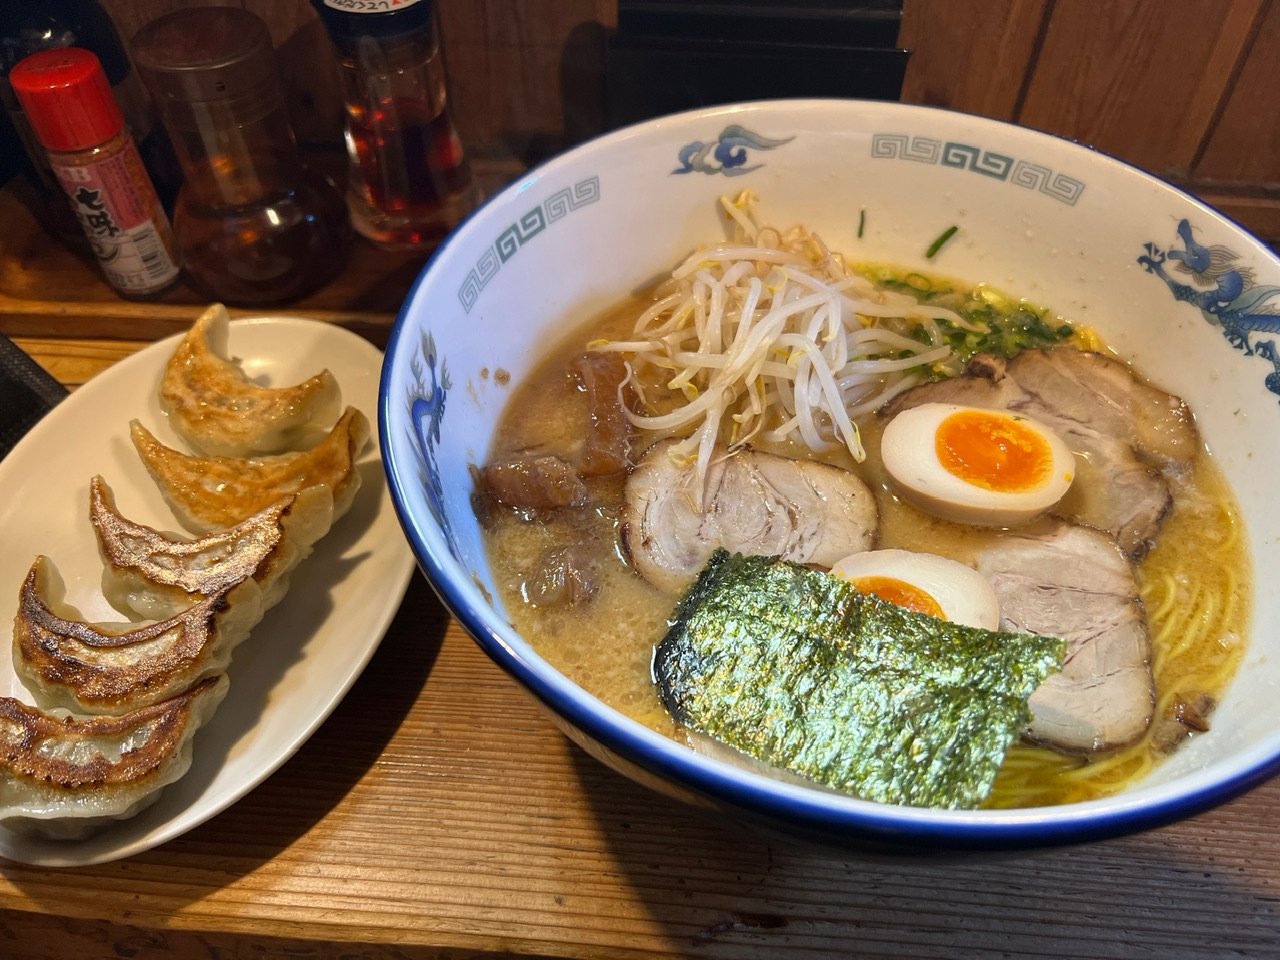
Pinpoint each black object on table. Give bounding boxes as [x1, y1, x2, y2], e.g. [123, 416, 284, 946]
[605, 1, 910, 129]
[0, 333, 68, 461]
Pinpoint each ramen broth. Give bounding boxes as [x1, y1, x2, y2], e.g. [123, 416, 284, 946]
[479, 291, 1250, 808]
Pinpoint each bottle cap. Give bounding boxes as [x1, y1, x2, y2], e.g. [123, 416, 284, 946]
[9, 47, 124, 153]
[310, 0, 434, 48]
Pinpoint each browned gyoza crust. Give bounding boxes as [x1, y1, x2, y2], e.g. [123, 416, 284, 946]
[160, 303, 341, 457]
[130, 406, 369, 532]
[90, 475, 333, 617]
[0, 675, 226, 790]
[13, 556, 262, 715]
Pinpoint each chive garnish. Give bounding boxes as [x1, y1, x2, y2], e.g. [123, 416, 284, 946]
[926, 225, 958, 258]
[857, 209, 866, 238]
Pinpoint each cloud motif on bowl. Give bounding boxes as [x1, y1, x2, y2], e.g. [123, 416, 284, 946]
[1139, 219, 1280, 401]
[673, 125, 794, 177]
[404, 329, 457, 558]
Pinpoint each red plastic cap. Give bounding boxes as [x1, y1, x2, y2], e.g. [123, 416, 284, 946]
[9, 48, 124, 153]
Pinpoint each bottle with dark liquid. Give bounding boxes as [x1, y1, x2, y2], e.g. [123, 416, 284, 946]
[311, 0, 481, 250]
[131, 6, 350, 306]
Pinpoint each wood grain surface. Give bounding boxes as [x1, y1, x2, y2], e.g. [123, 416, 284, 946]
[1015, 0, 1266, 177]
[0, 159, 522, 344]
[80, 0, 1280, 242]
[1, 569, 1280, 959]
[5, 4, 1280, 949]
[899, 0, 1280, 241]
[2, 338, 1280, 960]
[898, 0, 1051, 119]
[1194, 0, 1280, 185]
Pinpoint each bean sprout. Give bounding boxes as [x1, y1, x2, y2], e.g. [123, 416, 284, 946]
[591, 192, 981, 505]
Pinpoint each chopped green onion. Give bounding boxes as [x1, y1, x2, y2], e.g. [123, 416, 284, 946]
[926, 225, 959, 259]
[857, 208, 866, 239]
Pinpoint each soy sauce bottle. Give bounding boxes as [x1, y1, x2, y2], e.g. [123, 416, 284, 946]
[310, 0, 481, 250]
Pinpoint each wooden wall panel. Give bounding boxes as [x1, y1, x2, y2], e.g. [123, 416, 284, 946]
[1016, 0, 1264, 178]
[97, 0, 617, 159]
[1193, 0, 1280, 186]
[440, 0, 616, 156]
[85, 0, 1280, 240]
[898, 0, 1050, 119]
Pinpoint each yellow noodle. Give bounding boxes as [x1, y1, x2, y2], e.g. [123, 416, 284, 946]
[987, 455, 1248, 808]
[484, 280, 1251, 810]
[1143, 571, 1180, 624]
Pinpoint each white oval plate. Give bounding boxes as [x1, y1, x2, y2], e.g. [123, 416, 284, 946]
[0, 316, 414, 867]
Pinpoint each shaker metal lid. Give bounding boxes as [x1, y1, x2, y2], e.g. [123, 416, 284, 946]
[129, 6, 276, 104]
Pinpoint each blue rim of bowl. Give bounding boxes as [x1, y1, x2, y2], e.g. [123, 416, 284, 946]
[380, 98, 1280, 849]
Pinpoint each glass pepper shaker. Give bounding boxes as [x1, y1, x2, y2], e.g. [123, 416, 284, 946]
[130, 6, 350, 307]
[310, 0, 481, 250]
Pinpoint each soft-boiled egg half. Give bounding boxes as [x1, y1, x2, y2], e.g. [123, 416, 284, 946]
[880, 402, 1075, 526]
[830, 549, 1001, 631]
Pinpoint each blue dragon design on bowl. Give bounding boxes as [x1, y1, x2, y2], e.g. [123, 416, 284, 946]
[1140, 220, 1280, 401]
[405, 329, 457, 557]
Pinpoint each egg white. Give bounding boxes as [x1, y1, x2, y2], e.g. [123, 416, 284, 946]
[880, 402, 1075, 527]
[829, 548, 1001, 631]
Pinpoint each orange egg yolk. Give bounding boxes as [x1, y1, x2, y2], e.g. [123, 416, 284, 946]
[849, 576, 947, 620]
[935, 410, 1052, 492]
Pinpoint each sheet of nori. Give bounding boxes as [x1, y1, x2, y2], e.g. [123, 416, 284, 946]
[653, 550, 1066, 809]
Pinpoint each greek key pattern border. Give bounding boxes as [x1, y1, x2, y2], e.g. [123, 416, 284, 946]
[458, 176, 601, 313]
[870, 134, 1086, 206]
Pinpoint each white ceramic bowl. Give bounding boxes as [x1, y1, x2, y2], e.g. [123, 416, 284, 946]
[380, 99, 1280, 850]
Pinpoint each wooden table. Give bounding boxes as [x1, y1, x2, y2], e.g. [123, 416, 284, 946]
[2, 339, 1279, 960]
[5, 184, 1280, 960]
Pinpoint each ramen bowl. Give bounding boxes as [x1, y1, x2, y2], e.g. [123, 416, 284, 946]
[380, 99, 1280, 850]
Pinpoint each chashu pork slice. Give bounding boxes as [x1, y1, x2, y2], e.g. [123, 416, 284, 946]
[622, 439, 879, 594]
[975, 521, 1154, 753]
[1004, 347, 1198, 471]
[881, 348, 1199, 558]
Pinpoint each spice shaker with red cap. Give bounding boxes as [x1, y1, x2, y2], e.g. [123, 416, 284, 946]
[9, 47, 181, 298]
[0, 0, 180, 244]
